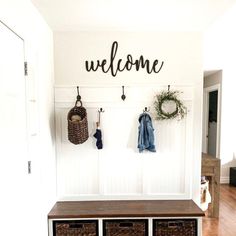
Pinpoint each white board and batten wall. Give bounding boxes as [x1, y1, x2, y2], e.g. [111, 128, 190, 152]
[54, 31, 203, 203]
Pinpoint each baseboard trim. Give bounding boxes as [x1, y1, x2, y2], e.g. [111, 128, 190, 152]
[220, 177, 229, 184]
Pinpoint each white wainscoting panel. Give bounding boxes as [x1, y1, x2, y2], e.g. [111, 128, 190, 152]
[55, 85, 194, 200]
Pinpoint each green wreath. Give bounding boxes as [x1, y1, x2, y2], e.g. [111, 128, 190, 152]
[154, 90, 187, 120]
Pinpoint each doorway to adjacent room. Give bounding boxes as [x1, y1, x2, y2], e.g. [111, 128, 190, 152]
[202, 71, 222, 158]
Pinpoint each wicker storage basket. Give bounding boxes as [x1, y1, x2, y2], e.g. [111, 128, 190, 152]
[67, 101, 89, 144]
[53, 220, 98, 236]
[153, 219, 197, 236]
[103, 219, 148, 236]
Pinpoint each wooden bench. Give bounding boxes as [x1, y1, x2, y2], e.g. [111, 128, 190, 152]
[48, 200, 204, 236]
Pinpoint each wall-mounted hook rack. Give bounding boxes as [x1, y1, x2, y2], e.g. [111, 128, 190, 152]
[121, 86, 126, 101]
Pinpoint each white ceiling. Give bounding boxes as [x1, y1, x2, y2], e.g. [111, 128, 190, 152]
[31, 0, 236, 31]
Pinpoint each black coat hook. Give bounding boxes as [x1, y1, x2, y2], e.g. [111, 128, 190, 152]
[77, 86, 81, 101]
[98, 108, 105, 113]
[168, 85, 170, 92]
[143, 107, 150, 113]
[121, 86, 126, 101]
[97, 108, 105, 125]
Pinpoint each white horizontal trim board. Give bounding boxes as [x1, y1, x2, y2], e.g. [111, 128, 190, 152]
[55, 86, 194, 200]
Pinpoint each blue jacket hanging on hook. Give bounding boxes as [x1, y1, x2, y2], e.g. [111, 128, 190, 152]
[137, 113, 156, 153]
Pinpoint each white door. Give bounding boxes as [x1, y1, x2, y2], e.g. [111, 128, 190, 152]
[0, 21, 29, 235]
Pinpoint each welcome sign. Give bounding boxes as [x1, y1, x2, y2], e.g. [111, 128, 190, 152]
[85, 41, 164, 77]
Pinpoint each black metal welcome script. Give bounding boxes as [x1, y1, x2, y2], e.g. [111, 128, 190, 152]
[85, 41, 164, 77]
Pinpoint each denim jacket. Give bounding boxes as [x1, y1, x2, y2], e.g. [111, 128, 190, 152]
[138, 113, 156, 153]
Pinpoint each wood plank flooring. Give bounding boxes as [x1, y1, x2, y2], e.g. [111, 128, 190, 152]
[203, 184, 236, 236]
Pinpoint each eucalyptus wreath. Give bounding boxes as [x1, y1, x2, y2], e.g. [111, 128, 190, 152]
[154, 90, 187, 120]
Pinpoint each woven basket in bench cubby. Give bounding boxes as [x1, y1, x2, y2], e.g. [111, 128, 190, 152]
[153, 219, 197, 236]
[103, 219, 148, 236]
[53, 220, 98, 236]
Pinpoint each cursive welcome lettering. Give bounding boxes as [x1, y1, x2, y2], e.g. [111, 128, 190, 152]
[85, 41, 164, 77]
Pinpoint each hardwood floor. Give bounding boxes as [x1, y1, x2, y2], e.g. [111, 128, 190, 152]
[203, 184, 236, 236]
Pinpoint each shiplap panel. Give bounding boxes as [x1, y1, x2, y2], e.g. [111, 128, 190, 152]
[56, 108, 100, 196]
[55, 86, 194, 199]
[143, 118, 188, 194]
[100, 150, 143, 195]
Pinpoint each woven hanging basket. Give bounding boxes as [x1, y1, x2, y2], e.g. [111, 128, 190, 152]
[67, 100, 89, 144]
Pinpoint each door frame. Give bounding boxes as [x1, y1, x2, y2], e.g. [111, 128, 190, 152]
[202, 84, 221, 158]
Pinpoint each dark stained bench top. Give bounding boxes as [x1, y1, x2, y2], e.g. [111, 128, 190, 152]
[48, 200, 204, 219]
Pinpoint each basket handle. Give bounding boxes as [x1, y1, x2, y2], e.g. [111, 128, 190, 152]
[69, 223, 83, 229]
[167, 221, 184, 228]
[75, 100, 83, 107]
[119, 222, 134, 228]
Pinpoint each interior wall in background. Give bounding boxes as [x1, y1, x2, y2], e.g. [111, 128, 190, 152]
[0, 1, 56, 236]
[204, 5, 236, 183]
[54, 31, 203, 203]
